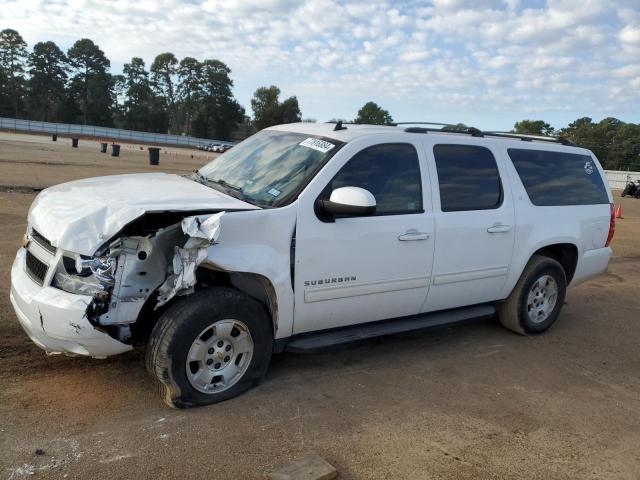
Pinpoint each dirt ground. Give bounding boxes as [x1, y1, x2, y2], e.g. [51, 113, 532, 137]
[1, 131, 639, 479]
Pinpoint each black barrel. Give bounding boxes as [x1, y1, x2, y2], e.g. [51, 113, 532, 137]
[100, 143, 108, 153]
[52, 134, 57, 142]
[111, 144, 120, 157]
[71, 138, 79, 148]
[148, 147, 160, 165]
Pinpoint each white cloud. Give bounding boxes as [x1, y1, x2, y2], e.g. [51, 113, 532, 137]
[619, 25, 640, 46]
[0, 0, 637, 128]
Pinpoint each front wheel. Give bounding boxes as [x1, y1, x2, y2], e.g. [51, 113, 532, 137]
[146, 287, 273, 408]
[498, 255, 567, 335]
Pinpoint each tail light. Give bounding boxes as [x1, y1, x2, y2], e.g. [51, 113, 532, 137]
[605, 203, 615, 247]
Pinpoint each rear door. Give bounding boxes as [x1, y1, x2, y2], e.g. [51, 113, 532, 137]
[421, 141, 515, 312]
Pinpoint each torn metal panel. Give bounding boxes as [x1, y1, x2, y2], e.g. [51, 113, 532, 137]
[157, 247, 207, 306]
[181, 212, 224, 247]
[157, 212, 224, 307]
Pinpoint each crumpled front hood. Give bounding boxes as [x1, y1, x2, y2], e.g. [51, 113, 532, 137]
[28, 173, 258, 255]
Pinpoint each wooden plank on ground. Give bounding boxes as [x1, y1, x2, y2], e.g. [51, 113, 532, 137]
[267, 453, 338, 480]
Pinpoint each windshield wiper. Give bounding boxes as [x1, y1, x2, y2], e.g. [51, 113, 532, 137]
[191, 172, 255, 204]
[212, 178, 243, 194]
[205, 177, 248, 202]
[190, 170, 208, 185]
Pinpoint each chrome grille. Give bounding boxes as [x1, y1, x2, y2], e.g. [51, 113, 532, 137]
[25, 250, 48, 286]
[31, 229, 56, 254]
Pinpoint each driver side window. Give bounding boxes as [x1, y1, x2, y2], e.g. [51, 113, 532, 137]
[321, 143, 423, 216]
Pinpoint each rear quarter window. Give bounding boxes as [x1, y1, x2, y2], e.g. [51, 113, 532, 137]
[507, 149, 609, 206]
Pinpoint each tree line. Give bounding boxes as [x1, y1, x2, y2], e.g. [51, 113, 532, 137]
[514, 118, 640, 171]
[0, 28, 636, 166]
[346, 103, 640, 171]
[0, 28, 302, 140]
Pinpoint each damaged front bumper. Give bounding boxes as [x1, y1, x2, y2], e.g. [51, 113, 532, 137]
[10, 212, 225, 358]
[10, 248, 132, 357]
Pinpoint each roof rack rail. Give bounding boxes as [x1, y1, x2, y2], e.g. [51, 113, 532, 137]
[482, 131, 576, 146]
[392, 122, 458, 127]
[324, 121, 576, 146]
[394, 122, 575, 146]
[396, 122, 484, 137]
[333, 120, 347, 131]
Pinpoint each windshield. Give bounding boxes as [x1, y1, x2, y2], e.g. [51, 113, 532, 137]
[197, 130, 343, 207]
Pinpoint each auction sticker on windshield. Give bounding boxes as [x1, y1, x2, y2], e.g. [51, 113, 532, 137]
[299, 137, 335, 153]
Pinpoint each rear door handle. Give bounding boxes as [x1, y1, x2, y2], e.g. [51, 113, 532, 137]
[487, 223, 512, 233]
[398, 229, 430, 241]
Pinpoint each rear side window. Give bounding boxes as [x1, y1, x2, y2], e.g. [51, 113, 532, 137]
[324, 143, 423, 215]
[508, 149, 609, 206]
[433, 144, 502, 212]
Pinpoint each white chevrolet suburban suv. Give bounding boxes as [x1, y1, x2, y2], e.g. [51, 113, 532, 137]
[10, 122, 615, 408]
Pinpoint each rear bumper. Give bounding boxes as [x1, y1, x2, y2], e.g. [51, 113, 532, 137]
[571, 247, 612, 286]
[10, 248, 132, 357]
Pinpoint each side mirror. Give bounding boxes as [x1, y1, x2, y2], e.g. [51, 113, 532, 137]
[317, 186, 376, 220]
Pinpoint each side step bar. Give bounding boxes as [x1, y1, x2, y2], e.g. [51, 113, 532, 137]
[281, 304, 495, 353]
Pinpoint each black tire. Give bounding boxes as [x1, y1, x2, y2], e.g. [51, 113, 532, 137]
[146, 287, 273, 408]
[498, 255, 567, 335]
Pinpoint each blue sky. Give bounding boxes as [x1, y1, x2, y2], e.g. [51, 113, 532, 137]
[2, 0, 639, 130]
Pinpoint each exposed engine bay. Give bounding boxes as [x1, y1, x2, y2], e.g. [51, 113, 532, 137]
[53, 212, 225, 344]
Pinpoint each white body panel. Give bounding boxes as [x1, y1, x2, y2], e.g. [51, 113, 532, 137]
[9, 122, 615, 357]
[202, 206, 297, 339]
[419, 138, 516, 312]
[496, 146, 613, 296]
[293, 134, 435, 333]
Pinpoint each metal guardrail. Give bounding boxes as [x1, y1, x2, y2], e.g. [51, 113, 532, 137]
[604, 170, 640, 190]
[0, 117, 233, 148]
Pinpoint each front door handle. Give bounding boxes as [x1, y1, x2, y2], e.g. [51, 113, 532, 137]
[398, 229, 430, 241]
[487, 223, 512, 233]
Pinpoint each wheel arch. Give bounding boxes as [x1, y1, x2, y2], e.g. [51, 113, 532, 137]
[193, 266, 278, 334]
[131, 266, 279, 345]
[502, 239, 580, 301]
[532, 242, 579, 284]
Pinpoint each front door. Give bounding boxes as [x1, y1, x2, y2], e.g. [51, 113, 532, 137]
[293, 139, 435, 334]
[421, 142, 515, 312]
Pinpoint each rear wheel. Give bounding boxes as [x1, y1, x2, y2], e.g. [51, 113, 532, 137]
[498, 255, 567, 335]
[146, 287, 273, 408]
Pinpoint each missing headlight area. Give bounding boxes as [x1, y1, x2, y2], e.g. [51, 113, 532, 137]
[83, 212, 225, 343]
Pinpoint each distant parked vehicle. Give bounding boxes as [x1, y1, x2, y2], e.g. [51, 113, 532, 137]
[621, 176, 640, 198]
[198, 143, 232, 153]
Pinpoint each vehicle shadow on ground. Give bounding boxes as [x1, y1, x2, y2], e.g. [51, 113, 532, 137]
[4, 317, 510, 416]
[265, 318, 504, 383]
